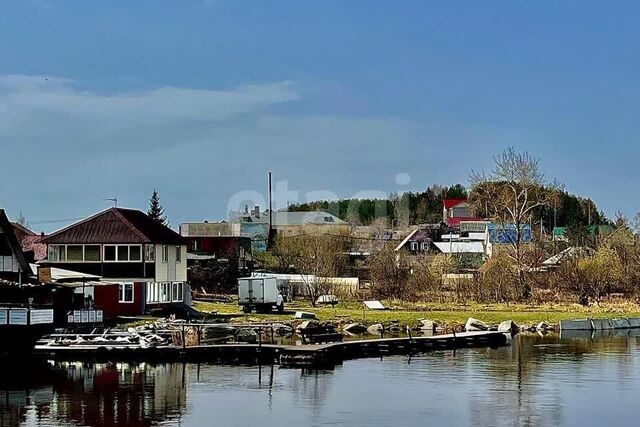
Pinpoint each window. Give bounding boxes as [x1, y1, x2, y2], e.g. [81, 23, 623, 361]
[146, 283, 159, 303]
[162, 245, 169, 263]
[410, 242, 418, 251]
[172, 282, 183, 302]
[67, 245, 83, 261]
[175, 246, 181, 263]
[104, 245, 143, 262]
[192, 240, 200, 251]
[84, 245, 101, 261]
[145, 245, 155, 262]
[48, 245, 66, 262]
[117, 246, 129, 261]
[104, 245, 116, 261]
[119, 283, 134, 303]
[160, 282, 171, 302]
[130, 246, 142, 261]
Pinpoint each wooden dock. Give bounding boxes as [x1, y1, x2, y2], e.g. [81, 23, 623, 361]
[33, 331, 509, 367]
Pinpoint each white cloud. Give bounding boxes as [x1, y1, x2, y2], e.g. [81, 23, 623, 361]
[0, 75, 298, 130]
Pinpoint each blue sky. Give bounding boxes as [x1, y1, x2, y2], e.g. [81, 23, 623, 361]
[1, 0, 639, 231]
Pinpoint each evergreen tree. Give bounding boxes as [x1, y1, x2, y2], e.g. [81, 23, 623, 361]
[148, 190, 168, 226]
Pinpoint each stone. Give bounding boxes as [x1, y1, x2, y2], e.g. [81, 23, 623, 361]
[536, 321, 550, 331]
[295, 311, 317, 320]
[497, 320, 519, 333]
[343, 323, 367, 334]
[367, 323, 384, 335]
[465, 317, 489, 332]
[418, 319, 436, 333]
[297, 320, 320, 331]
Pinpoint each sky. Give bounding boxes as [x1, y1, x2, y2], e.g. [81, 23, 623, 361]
[1, 0, 640, 232]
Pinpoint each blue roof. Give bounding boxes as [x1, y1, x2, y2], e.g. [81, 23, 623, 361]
[487, 223, 532, 244]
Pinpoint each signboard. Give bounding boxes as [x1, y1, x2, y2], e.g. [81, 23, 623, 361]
[69, 309, 104, 324]
[38, 267, 52, 283]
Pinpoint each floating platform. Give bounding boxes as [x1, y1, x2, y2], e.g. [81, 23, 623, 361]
[33, 330, 509, 367]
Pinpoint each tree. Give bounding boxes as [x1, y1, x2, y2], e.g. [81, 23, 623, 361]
[430, 254, 459, 302]
[272, 233, 351, 306]
[148, 190, 168, 226]
[369, 244, 412, 300]
[15, 211, 29, 229]
[578, 245, 623, 304]
[470, 147, 556, 299]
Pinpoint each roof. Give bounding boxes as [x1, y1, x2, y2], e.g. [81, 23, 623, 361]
[443, 199, 468, 209]
[0, 209, 29, 273]
[434, 241, 485, 254]
[11, 222, 35, 237]
[233, 211, 349, 226]
[553, 225, 614, 236]
[542, 246, 595, 266]
[42, 208, 184, 245]
[30, 264, 101, 282]
[487, 223, 533, 243]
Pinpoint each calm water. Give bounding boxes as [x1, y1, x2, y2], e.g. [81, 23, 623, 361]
[3, 332, 640, 426]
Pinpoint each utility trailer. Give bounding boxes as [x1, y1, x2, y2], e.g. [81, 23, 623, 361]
[238, 277, 284, 314]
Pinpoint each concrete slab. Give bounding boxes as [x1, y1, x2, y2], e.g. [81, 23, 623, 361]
[559, 319, 592, 331]
[627, 318, 640, 328]
[610, 318, 631, 329]
[590, 319, 613, 330]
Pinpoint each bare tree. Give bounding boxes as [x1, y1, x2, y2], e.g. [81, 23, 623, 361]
[470, 147, 555, 299]
[273, 233, 351, 306]
[369, 244, 411, 300]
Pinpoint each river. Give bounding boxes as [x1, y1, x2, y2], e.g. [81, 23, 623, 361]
[2, 332, 640, 426]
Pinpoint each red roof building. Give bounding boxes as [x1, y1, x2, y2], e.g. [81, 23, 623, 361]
[442, 199, 482, 228]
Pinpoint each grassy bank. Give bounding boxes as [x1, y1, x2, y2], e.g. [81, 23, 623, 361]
[193, 300, 640, 329]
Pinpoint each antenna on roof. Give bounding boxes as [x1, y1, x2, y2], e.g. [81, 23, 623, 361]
[103, 197, 118, 208]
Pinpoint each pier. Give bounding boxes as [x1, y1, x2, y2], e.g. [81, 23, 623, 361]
[33, 330, 509, 367]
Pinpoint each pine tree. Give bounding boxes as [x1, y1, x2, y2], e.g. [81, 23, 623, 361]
[148, 190, 168, 226]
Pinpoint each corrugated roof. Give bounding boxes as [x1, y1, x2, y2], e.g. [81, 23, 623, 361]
[233, 211, 349, 226]
[434, 241, 485, 254]
[42, 208, 184, 245]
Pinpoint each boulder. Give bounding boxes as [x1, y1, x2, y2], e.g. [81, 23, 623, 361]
[295, 311, 317, 320]
[297, 320, 320, 331]
[536, 321, 550, 331]
[367, 323, 384, 335]
[418, 319, 436, 333]
[465, 317, 489, 332]
[343, 323, 367, 334]
[497, 320, 519, 334]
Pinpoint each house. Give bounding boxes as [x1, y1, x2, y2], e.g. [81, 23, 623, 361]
[485, 223, 533, 257]
[442, 199, 483, 228]
[552, 225, 614, 243]
[40, 208, 189, 316]
[0, 209, 30, 283]
[394, 226, 441, 254]
[12, 223, 48, 262]
[179, 222, 253, 272]
[230, 207, 351, 248]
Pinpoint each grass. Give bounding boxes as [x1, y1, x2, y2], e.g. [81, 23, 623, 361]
[193, 299, 640, 328]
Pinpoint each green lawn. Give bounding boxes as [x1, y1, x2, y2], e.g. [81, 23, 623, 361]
[193, 300, 640, 328]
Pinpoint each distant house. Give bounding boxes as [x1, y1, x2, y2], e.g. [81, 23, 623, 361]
[552, 225, 614, 243]
[0, 209, 30, 283]
[395, 228, 434, 255]
[485, 223, 533, 257]
[442, 199, 483, 228]
[179, 222, 253, 272]
[229, 207, 351, 250]
[40, 208, 189, 316]
[11, 223, 47, 262]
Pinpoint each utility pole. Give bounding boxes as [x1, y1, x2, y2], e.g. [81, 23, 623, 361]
[268, 171, 274, 248]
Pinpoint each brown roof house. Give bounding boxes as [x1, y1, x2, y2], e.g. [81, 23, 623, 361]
[40, 208, 190, 316]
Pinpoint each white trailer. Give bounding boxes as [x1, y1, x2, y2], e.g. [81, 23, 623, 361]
[238, 277, 284, 313]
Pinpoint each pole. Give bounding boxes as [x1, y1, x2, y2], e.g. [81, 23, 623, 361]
[268, 171, 274, 248]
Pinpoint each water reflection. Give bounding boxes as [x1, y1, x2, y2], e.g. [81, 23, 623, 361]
[1, 334, 640, 426]
[0, 361, 187, 426]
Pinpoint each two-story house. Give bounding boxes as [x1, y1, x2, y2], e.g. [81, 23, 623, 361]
[40, 208, 189, 316]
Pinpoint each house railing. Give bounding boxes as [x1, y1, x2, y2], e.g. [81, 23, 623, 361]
[0, 307, 54, 326]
